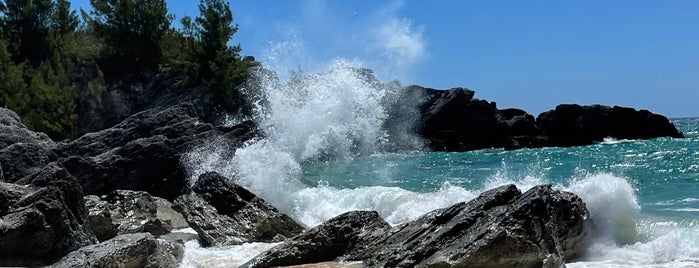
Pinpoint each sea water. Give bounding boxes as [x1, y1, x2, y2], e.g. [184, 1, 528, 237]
[180, 60, 699, 267]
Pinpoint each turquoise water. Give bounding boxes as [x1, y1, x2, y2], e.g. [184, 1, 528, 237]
[303, 118, 699, 220]
[296, 118, 699, 266]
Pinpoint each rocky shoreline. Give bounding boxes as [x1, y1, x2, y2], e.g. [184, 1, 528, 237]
[0, 84, 683, 267]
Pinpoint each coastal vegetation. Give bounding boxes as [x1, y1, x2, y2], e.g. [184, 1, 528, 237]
[0, 0, 248, 141]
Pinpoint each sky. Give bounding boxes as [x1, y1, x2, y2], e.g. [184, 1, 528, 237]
[72, 0, 699, 117]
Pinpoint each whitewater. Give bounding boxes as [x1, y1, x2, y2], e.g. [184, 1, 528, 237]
[174, 42, 699, 266]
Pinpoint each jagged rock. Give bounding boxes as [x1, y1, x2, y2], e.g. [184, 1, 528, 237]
[242, 211, 391, 267]
[49, 233, 183, 268]
[0, 163, 97, 266]
[537, 104, 684, 147]
[174, 172, 305, 247]
[0, 107, 58, 183]
[0, 107, 55, 149]
[357, 185, 588, 267]
[246, 184, 589, 268]
[0, 142, 58, 183]
[85, 190, 189, 242]
[55, 103, 258, 200]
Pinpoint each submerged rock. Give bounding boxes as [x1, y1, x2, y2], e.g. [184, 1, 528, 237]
[246, 184, 589, 268]
[0, 163, 97, 266]
[49, 233, 183, 268]
[85, 190, 189, 241]
[174, 172, 305, 247]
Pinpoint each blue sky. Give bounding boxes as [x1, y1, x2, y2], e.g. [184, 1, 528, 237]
[73, 0, 699, 117]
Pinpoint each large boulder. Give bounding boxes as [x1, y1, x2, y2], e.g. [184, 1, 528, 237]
[55, 103, 259, 200]
[85, 190, 189, 242]
[246, 184, 589, 268]
[49, 233, 183, 268]
[537, 104, 684, 147]
[174, 172, 305, 247]
[0, 163, 97, 266]
[243, 211, 390, 267]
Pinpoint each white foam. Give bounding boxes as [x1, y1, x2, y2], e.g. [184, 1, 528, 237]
[180, 241, 279, 268]
[564, 174, 699, 266]
[291, 182, 477, 226]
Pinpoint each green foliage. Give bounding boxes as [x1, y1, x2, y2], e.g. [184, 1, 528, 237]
[181, 0, 247, 110]
[88, 0, 173, 74]
[52, 0, 79, 36]
[0, 0, 251, 140]
[0, 0, 55, 66]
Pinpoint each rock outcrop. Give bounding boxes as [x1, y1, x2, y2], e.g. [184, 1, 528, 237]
[412, 86, 683, 151]
[537, 104, 684, 147]
[49, 233, 183, 268]
[55, 103, 258, 200]
[0, 163, 97, 266]
[85, 190, 189, 241]
[246, 184, 589, 268]
[174, 172, 305, 247]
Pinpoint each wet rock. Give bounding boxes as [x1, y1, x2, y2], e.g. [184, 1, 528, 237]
[357, 185, 589, 267]
[243, 211, 391, 267]
[85, 190, 189, 241]
[246, 184, 589, 268]
[537, 104, 684, 147]
[49, 233, 183, 268]
[0, 163, 97, 266]
[174, 172, 305, 247]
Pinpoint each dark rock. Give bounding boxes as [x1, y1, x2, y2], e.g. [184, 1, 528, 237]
[358, 185, 588, 267]
[0, 142, 58, 183]
[537, 104, 684, 147]
[418, 87, 510, 151]
[246, 184, 589, 268]
[85, 190, 189, 242]
[501, 108, 540, 137]
[0, 163, 97, 266]
[49, 233, 183, 268]
[76, 67, 217, 136]
[243, 211, 390, 267]
[55, 103, 258, 200]
[174, 172, 305, 247]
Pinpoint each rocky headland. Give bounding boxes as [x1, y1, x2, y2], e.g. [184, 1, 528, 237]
[0, 81, 684, 267]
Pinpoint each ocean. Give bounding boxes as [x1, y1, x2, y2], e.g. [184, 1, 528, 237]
[180, 60, 699, 267]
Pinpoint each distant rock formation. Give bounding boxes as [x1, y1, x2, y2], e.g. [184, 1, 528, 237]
[410, 85, 683, 151]
[244, 184, 589, 268]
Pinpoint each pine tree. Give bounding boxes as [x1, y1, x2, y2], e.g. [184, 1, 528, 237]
[88, 0, 173, 74]
[194, 0, 247, 110]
